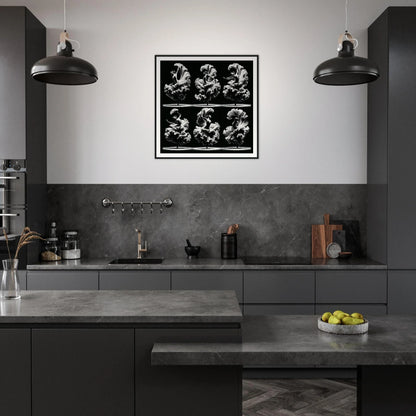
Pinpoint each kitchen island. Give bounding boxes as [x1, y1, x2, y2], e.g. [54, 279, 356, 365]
[153, 315, 416, 416]
[0, 290, 243, 416]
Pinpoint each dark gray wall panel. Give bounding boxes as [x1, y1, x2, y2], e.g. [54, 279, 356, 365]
[316, 271, 387, 303]
[27, 271, 99, 290]
[0, 329, 30, 416]
[388, 271, 416, 314]
[244, 304, 314, 315]
[32, 329, 134, 416]
[316, 304, 387, 315]
[172, 271, 243, 302]
[244, 271, 315, 303]
[100, 271, 170, 290]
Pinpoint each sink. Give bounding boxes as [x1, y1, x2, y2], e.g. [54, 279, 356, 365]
[109, 258, 163, 265]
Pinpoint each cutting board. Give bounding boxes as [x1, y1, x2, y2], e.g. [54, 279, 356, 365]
[331, 219, 362, 257]
[311, 214, 343, 258]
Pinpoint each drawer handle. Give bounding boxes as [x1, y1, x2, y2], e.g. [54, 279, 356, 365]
[0, 176, 19, 180]
[0, 213, 19, 217]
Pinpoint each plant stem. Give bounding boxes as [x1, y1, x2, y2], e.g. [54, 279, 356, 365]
[2, 228, 12, 263]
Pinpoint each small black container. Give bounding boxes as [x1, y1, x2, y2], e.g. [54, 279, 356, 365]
[221, 233, 237, 259]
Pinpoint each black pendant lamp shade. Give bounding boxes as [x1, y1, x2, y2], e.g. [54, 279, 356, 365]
[31, 39, 98, 85]
[313, 40, 379, 86]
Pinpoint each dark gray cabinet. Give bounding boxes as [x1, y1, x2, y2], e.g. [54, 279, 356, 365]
[244, 271, 315, 315]
[368, 8, 416, 269]
[32, 329, 134, 416]
[171, 271, 243, 303]
[316, 271, 387, 304]
[100, 271, 170, 290]
[244, 271, 315, 303]
[388, 271, 416, 314]
[27, 271, 99, 290]
[135, 327, 241, 416]
[0, 329, 31, 416]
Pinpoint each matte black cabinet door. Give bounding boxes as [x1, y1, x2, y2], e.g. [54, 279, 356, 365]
[0, 329, 31, 416]
[32, 329, 134, 416]
[100, 271, 170, 290]
[135, 328, 242, 416]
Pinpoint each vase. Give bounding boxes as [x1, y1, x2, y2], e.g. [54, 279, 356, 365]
[1, 259, 20, 300]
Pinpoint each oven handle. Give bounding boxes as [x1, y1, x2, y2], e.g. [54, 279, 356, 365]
[0, 176, 19, 180]
[0, 213, 19, 217]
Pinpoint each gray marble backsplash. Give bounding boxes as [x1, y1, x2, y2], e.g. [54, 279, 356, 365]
[47, 185, 367, 259]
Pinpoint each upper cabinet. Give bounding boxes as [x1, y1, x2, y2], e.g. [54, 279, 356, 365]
[0, 7, 46, 160]
[368, 7, 416, 269]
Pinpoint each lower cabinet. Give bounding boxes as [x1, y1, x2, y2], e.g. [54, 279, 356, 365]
[135, 327, 241, 416]
[171, 271, 243, 303]
[27, 271, 99, 290]
[388, 270, 416, 314]
[32, 329, 134, 416]
[100, 271, 170, 290]
[0, 329, 31, 416]
[244, 271, 315, 314]
[315, 271, 388, 315]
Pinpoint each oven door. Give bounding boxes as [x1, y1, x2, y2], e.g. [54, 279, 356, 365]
[0, 171, 26, 207]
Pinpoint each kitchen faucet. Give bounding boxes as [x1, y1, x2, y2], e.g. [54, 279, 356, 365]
[135, 229, 148, 259]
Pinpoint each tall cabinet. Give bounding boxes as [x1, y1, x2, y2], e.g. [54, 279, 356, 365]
[0, 7, 46, 266]
[367, 7, 416, 313]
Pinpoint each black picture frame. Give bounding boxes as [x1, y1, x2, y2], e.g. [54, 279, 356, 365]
[155, 55, 259, 159]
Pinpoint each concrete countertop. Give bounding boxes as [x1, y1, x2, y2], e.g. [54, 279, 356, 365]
[0, 290, 242, 324]
[152, 315, 416, 366]
[27, 257, 386, 270]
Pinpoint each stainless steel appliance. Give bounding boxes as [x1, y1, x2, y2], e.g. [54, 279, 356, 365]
[0, 160, 28, 267]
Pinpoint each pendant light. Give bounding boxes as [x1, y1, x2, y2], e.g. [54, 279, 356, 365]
[31, 0, 98, 85]
[313, 0, 379, 86]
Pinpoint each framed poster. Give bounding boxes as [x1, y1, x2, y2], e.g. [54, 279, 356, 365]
[155, 55, 258, 159]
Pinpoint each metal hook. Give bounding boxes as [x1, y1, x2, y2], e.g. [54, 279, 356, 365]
[121, 202, 125, 214]
[159, 203, 163, 214]
[111, 202, 115, 215]
[140, 203, 144, 215]
[150, 203, 153, 214]
[131, 202, 134, 214]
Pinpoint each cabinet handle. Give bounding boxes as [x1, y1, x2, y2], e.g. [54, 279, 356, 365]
[0, 213, 19, 217]
[0, 177, 18, 180]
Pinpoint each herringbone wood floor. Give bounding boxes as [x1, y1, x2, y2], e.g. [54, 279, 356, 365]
[243, 379, 356, 416]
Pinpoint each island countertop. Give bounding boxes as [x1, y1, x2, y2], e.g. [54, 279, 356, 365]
[0, 290, 242, 324]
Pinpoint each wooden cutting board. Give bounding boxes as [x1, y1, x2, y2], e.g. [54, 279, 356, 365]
[311, 214, 343, 258]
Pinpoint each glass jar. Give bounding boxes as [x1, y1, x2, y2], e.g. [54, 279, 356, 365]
[1, 259, 20, 299]
[61, 231, 81, 260]
[40, 238, 61, 262]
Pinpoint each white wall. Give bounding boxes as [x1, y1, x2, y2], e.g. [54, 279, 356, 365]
[2, 0, 416, 184]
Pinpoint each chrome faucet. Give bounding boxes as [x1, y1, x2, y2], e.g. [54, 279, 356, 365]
[135, 228, 148, 259]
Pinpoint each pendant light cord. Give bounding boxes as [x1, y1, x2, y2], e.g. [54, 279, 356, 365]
[345, 0, 348, 32]
[63, 0, 67, 32]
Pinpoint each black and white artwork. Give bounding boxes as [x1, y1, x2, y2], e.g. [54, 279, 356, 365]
[155, 55, 258, 158]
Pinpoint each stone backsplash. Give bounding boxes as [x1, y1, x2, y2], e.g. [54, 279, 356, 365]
[47, 184, 367, 259]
